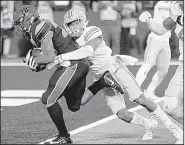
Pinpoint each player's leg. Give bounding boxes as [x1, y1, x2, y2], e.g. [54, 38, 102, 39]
[81, 78, 105, 106]
[136, 36, 158, 87]
[115, 65, 183, 142]
[103, 87, 158, 140]
[146, 41, 171, 99]
[64, 62, 89, 111]
[163, 63, 183, 124]
[41, 65, 79, 144]
[81, 70, 125, 106]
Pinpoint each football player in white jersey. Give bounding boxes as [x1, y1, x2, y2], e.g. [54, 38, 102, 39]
[136, 1, 172, 100]
[139, 1, 183, 144]
[52, 9, 183, 143]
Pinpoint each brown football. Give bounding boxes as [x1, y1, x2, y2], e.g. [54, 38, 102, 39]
[31, 48, 43, 57]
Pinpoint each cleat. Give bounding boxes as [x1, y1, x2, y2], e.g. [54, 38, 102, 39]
[142, 119, 159, 140]
[144, 90, 159, 101]
[102, 71, 124, 94]
[44, 135, 73, 144]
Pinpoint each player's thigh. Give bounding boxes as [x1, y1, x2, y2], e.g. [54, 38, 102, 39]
[156, 42, 171, 71]
[64, 77, 86, 112]
[42, 66, 77, 105]
[102, 88, 126, 114]
[165, 64, 183, 101]
[64, 62, 89, 111]
[144, 37, 161, 65]
[114, 65, 143, 101]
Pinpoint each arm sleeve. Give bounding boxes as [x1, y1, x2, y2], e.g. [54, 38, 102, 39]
[163, 17, 176, 30]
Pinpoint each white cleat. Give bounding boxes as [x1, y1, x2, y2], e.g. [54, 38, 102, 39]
[142, 119, 159, 140]
[144, 90, 159, 101]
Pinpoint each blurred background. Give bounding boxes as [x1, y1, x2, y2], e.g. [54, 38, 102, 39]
[0, 0, 180, 60]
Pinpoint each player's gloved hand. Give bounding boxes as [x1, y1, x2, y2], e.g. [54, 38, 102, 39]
[54, 55, 64, 65]
[139, 11, 151, 22]
[24, 50, 38, 71]
[46, 55, 64, 69]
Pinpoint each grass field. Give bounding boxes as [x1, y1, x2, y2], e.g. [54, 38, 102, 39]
[1, 60, 183, 144]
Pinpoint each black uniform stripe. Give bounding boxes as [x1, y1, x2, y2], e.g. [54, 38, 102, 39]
[36, 21, 51, 41]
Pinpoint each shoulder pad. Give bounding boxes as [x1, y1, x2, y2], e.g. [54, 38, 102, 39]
[34, 20, 52, 41]
[84, 26, 102, 43]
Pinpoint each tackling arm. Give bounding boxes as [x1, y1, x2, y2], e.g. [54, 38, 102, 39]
[59, 37, 101, 61]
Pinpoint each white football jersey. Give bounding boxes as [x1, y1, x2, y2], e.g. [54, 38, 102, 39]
[175, 23, 183, 61]
[149, 1, 172, 40]
[76, 26, 118, 75]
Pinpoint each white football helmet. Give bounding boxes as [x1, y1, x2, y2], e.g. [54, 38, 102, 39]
[63, 8, 88, 38]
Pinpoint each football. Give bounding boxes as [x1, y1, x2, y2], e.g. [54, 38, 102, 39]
[31, 48, 46, 72]
[31, 48, 43, 57]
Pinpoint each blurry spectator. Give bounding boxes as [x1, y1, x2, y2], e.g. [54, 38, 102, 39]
[90, 0, 99, 12]
[37, 1, 54, 21]
[1, 1, 15, 58]
[50, 1, 71, 11]
[71, 1, 86, 14]
[120, 1, 143, 55]
[98, 1, 122, 55]
[81, 1, 91, 12]
[22, 0, 38, 7]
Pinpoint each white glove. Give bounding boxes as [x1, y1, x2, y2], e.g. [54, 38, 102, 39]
[46, 55, 63, 69]
[139, 11, 151, 22]
[54, 55, 64, 65]
[25, 50, 38, 71]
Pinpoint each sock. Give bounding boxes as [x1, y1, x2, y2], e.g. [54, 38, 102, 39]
[47, 102, 69, 137]
[130, 112, 150, 128]
[146, 71, 165, 94]
[151, 105, 183, 139]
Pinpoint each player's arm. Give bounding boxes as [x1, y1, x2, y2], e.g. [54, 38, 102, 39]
[146, 17, 176, 35]
[34, 31, 56, 65]
[59, 37, 101, 61]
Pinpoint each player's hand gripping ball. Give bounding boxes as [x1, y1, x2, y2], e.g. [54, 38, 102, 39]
[25, 48, 46, 72]
[139, 11, 152, 22]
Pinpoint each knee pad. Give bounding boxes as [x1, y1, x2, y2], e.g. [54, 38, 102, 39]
[163, 97, 179, 114]
[157, 69, 168, 79]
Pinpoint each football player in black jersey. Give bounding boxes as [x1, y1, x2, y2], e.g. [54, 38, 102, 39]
[13, 5, 113, 144]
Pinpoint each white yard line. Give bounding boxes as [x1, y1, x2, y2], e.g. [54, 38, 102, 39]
[1, 90, 45, 97]
[1, 61, 180, 66]
[39, 97, 165, 144]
